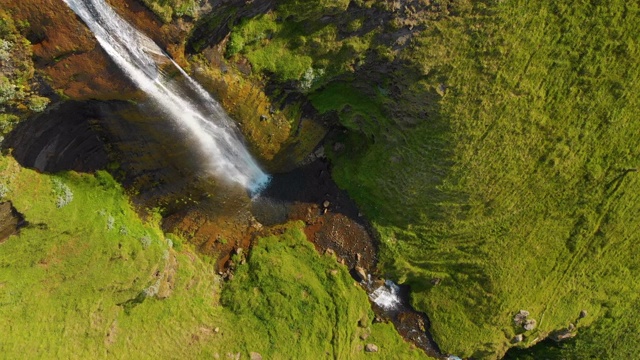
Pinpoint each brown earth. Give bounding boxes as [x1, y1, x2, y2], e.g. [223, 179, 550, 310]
[1, 0, 192, 101]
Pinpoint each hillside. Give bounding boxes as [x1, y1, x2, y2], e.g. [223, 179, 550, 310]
[192, 0, 640, 358]
[1, 0, 639, 358]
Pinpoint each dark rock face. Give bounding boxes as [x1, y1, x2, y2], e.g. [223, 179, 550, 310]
[187, 0, 275, 53]
[4, 101, 109, 173]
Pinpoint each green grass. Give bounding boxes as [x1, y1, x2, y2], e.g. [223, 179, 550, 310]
[0, 156, 426, 358]
[310, 82, 390, 138]
[222, 222, 429, 359]
[139, 0, 199, 23]
[224, 4, 377, 83]
[324, 0, 640, 358]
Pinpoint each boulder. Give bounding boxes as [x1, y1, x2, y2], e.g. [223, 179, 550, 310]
[524, 319, 537, 331]
[354, 266, 367, 282]
[513, 310, 530, 326]
[552, 329, 575, 342]
[365, 344, 379, 352]
[512, 334, 524, 343]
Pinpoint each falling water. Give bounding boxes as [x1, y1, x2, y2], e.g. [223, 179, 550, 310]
[62, 0, 270, 193]
[369, 279, 402, 310]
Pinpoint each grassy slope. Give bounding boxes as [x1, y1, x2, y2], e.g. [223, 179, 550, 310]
[223, 222, 430, 359]
[330, 0, 640, 358]
[0, 156, 424, 358]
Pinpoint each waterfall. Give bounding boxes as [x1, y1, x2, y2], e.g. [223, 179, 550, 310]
[369, 280, 402, 310]
[62, 0, 270, 193]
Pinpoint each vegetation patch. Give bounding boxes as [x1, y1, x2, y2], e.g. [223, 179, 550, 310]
[138, 0, 199, 23]
[0, 154, 425, 358]
[0, 9, 50, 141]
[328, 0, 640, 358]
[221, 222, 431, 359]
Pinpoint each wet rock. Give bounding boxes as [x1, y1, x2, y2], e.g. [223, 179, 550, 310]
[365, 344, 379, 352]
[354, 266, 367, 282]
[4, 101, 110, 173]
[512, 334, 524, 343]
[580, 309, 588, 318]
[250, 352, 262, 360]
[524, 319, 537, 331]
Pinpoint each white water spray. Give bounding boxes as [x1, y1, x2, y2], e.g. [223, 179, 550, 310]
[369, 279, 402, 310]
[62, 0, 270, 193]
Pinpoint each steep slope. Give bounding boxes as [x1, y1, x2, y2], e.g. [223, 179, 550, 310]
[0, 155, 426, 358]
[195, 0, 640, 358]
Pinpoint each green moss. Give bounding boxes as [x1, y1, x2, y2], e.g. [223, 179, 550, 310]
[310, 82, 390, 137]
[225, 5, 377, 82]
[0, 155, 427, 358]
[139, 0, 198, 23]
[0, 9, 50, 125]
[222, 222, 431, 359]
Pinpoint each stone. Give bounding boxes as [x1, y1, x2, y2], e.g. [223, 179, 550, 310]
[512, 334, 524, 343]
[250, 352, 262, 360]
[365, 344, 379, 352]
[580, 309, 588, 318]
[354, 266, 367, 282]
[333, 142, 345, 152]
[360, 333, 370, 340]
[356, 253, 362, 262]
[431, 278, 441, 285]
[329, 269, 339, 276]
[524, 319, 537, 331]
[323, 200, 330, 208]
[325, 248, 335, 256]
[214, 327, 220, 333]
[259, 114, 268, 121]
[552, 329, 575, 342]
[513, 310, 530, 325]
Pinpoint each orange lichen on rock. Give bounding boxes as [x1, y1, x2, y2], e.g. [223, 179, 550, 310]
[1, 0, 192, 100]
